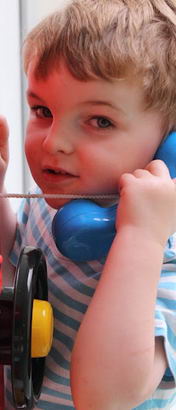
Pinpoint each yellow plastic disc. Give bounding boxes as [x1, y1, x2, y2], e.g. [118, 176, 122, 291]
[31, 299, 54, 358]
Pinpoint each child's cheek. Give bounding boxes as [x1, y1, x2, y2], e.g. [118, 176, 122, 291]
[24, 133, 36, 164]
[77, 143, 112, 187]
[77, 143, 99, 173]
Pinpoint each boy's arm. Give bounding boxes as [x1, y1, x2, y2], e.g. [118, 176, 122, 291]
[0, 117, 16, 284]
[71, 161, 175, 410]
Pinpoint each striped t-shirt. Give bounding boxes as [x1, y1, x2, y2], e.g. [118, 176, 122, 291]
[5, 189, 176, 409]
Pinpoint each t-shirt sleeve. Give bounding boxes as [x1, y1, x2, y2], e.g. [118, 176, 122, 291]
[155, 234, 176, 387]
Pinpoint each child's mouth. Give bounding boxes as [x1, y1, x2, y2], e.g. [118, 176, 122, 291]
[47, 169, 70, 176]
[42, 167, 77, 181]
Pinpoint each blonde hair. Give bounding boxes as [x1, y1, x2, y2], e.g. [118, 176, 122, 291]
[23, 0, 176, 130]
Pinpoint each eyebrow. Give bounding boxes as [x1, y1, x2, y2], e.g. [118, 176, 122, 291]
[26, 91, 124, 114]
[81, 100, 124, 113]
[26, 90, 45, 103]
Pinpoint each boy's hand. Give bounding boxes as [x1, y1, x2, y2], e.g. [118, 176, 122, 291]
[0, 116, 9, 189]
[117, 160, 176, 247]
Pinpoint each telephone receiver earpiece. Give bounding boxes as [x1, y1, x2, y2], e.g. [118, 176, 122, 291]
[52, 131, 176, 261]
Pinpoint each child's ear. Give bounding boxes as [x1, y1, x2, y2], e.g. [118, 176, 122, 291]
[154, 131, 176, 178]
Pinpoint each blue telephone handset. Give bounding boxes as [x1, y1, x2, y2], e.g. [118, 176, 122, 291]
[52, 131, 176, 261]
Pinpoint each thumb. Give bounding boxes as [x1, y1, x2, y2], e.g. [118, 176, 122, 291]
[0, 116, 9, 140]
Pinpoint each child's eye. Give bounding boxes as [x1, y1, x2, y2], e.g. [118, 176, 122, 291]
[31, 105, 52, 119]
[89, 116, 114, 129]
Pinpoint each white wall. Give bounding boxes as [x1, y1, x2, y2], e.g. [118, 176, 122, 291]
[21, 0, 70, 31]
[0, 0, 23, 211]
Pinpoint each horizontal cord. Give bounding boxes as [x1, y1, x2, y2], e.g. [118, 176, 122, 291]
[0, 193, 118, 200]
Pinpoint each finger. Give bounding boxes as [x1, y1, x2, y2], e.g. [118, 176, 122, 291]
[0, 116, 9, 142]
[119, 172, 135, 190]
[145, 159, 171, 178]
[0, 116, 9, 162]
[133, 169, 150, 178]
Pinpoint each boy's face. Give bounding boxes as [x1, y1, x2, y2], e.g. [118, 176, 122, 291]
[25, 60, 164, 209]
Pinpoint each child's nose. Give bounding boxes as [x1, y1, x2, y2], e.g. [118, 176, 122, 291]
[42, 123, 74, 155]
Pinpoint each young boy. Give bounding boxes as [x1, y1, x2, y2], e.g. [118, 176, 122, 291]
[1, 0, 176, 408]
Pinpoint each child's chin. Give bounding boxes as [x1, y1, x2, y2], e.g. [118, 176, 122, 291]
[45, 197, 71, 210]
